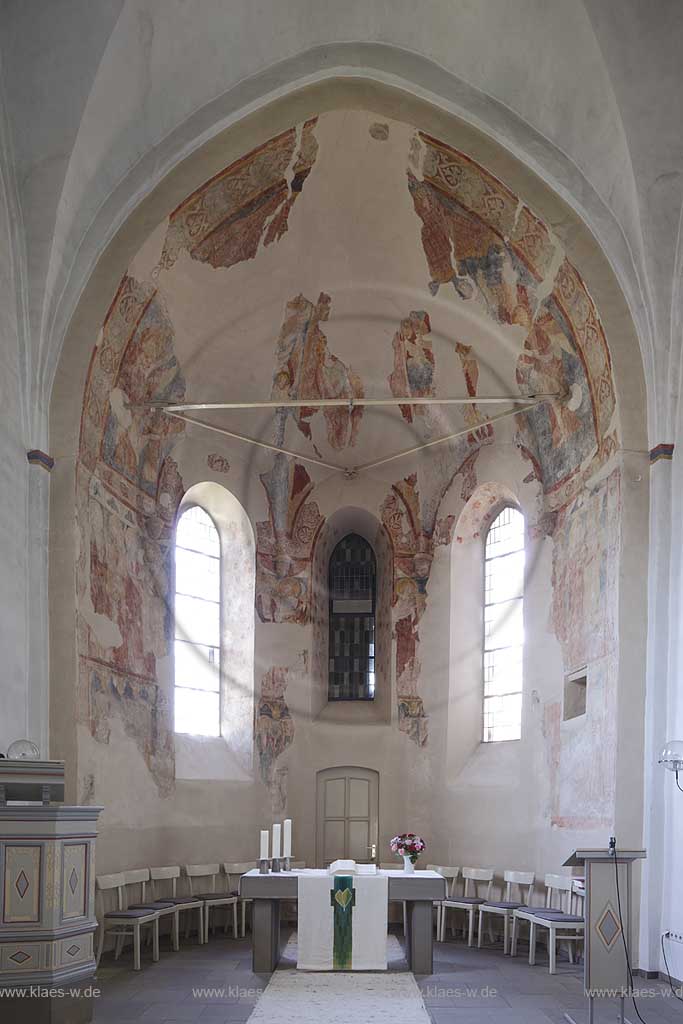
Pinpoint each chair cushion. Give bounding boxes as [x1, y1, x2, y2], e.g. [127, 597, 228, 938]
[482, 900, 522, 910]
[128, 901, 175, 910]
[533, 912, 584, 922]
[198, 894, 236, 902]
[105, 909, 155, 919]
[445, 896, 486, 905]
[518, 909, 573, 917]
[516, 906, 567, 916]
[169, 896, 201, 905]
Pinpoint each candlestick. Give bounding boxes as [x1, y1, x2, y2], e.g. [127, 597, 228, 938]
[259, 829, 269, 860]
[283, 818, 292, 858]
[272, 823, 281, 860]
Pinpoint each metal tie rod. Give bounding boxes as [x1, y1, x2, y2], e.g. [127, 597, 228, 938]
[145, 393, 559, 413]
[355, 401, 541, 472]
[167, 399, 544, 476]
[164, 412, 345, 472]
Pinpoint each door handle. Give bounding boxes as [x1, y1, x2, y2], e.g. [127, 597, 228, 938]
[367, 844, 377, 859]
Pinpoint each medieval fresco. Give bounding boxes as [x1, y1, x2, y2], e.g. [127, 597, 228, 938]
[77, 277, 186, 793]
[409, 131, 617, 513]
[74, 108, 624, 836]
[255, 455, 324, 624]
[159, 119, 319, 273]
[255, 666, 295, 797]
[271, 292, 363, 451]
[550, 469, 620, 672]
[381, 460, 475, 747]
[388, 310, 435, 423]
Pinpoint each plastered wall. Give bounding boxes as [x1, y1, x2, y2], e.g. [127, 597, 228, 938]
[48, 102, 647, 896]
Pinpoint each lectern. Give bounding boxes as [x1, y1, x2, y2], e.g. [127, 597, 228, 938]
[563, 846, 646, 1024]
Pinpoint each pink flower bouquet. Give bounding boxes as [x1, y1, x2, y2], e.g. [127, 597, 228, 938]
[390, 832, 426, 864]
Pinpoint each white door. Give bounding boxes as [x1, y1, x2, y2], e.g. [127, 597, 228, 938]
[316, 766, 379, 866]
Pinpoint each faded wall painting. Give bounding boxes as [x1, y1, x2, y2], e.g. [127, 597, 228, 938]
[73, 108, 623, 839]
[77, 276, 186, 794]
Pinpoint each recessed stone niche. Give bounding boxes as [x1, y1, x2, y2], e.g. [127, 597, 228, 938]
[563, 670, 588, 721]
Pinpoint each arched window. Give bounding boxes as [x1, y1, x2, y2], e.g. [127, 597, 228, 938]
[483, 506, 525, 742]
[174, 505, 221, 736]
[328, 533, 376, 701]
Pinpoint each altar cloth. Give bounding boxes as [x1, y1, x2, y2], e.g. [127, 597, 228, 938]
[296, 869, 388, 971]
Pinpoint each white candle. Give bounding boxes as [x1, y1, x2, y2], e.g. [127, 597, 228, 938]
[260, 830, 269, 860]
[283, 819, 292, 857]
[272, 823, 281, 859]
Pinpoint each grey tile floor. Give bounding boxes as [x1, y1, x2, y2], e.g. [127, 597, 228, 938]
[92, 928, 683, 1024]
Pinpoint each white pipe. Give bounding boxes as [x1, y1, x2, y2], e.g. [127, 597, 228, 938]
[165, 398, 547, 475]
[155, 393, 558, 413]
[165, 412, 345, 472]
[354, 402, 539, 472]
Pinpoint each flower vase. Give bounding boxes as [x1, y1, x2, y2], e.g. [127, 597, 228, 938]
[402, 855, 415, 873]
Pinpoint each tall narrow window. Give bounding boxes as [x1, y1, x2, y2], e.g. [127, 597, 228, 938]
[174, 506, 220, 736]
[483, 506, 524, 742]
[328, 534, 376, 701]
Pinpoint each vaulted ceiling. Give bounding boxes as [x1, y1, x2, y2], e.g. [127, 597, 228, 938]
[1, 0, 679, 452]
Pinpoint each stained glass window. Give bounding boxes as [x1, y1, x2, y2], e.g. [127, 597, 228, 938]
[483, 506, 524, 742]
[328, 534, 376, 701]
[174, 506, 221, 736]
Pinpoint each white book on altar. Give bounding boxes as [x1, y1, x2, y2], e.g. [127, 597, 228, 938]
[327, 860, 378, 876]
[327, 859, 378, 875]
[328, 859, 356, 874]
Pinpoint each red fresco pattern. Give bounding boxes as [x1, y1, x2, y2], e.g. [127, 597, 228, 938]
[76, 275, 186, 793]
[388, 311, 435, 423]
[255, 455, 324, 625]
[159, 119, 318, 272]
[271, 292, 364, 450]
[409, 133, 618, 515]
[381, 460, 479, 746]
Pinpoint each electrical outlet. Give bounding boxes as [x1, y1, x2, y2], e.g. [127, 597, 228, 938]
[666, 930, 683, 944]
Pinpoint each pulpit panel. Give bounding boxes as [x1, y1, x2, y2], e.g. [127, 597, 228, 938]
[62, 842, 88, 920]
[3, 845, 41, 924]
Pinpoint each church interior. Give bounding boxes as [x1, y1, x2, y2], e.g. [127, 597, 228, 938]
[1, 3, 683, 1023]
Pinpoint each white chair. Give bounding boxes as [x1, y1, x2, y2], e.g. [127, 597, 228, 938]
[149, 866, 204, 944]
[185, 864, 238, 942]
[95, 872, 159, 971]
[427, 865, 460, 939]
[439, 867, 494, 946]
[510, 873, 585, 973]
[477, 870, 535, 954]
[510, 872, 574, 957]
[124, 868, 180, 952]
[223, 862, 257, 937]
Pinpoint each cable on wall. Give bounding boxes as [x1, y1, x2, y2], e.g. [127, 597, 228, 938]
[611, 836, 650, 1024]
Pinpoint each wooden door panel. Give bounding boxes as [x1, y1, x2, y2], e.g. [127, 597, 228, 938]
[348, 777, 369, 818]
[324, 777, 346, 818]
[316, 767, 379, 866]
